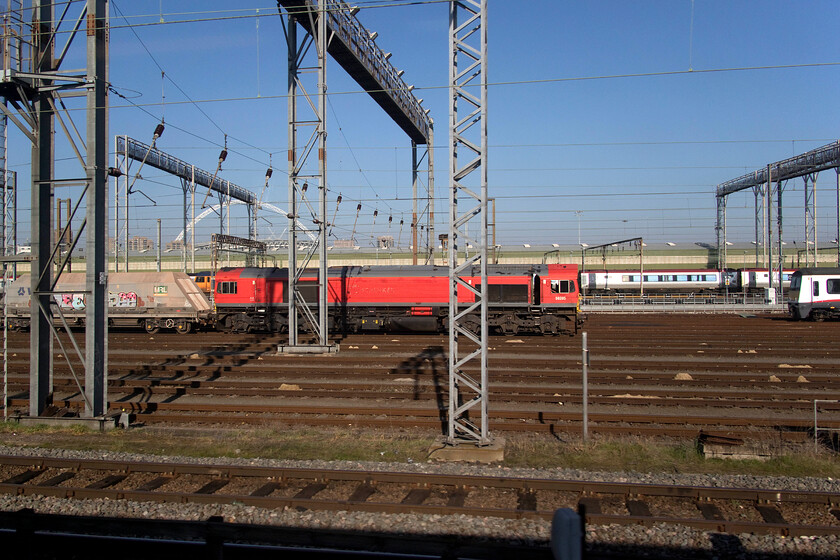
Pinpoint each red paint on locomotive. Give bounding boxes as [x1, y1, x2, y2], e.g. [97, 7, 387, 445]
[213, 264, 581, 335]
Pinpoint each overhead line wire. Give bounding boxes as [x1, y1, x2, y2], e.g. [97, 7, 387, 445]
[111, 0, 276, 170]
[103, 59, 840, 112]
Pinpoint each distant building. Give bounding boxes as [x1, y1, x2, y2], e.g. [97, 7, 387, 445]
[333, 239, 354, 249]
[128, 236, 154, 252]
[166, 240, 185, 251]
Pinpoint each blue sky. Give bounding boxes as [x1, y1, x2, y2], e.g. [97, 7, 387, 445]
[6, 0, 840, 250]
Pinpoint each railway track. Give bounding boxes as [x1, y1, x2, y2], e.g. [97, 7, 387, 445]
[3, 314, 840, 439]
[1, 454, 839, 537]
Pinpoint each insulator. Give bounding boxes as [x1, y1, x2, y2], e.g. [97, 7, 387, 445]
[265, 168, 273, 179]
[399, 219, 404, 225]
[388, 215, 393, 223]
[373, 210, 378, 217]
[336, 195, 342, 204]
[302, 182, 308, 193]
[218, 149, 227, 163]
[356, 203, 362, 211]
[153, 123, 165, 139]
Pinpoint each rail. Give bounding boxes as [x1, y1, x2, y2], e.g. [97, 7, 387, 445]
[2, 455, 839, 538]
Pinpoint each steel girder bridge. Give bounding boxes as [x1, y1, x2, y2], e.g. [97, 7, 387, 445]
[715, 140, 840, 297]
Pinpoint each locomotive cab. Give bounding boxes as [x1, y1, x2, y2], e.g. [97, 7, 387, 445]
[788, 268, 840, 320]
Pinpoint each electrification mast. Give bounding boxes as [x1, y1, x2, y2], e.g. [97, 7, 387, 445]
[277, 0, 432, 351]
[283, 1, 330, 349]
[0, 0, 109, 417]
[448, 0, 490, 445]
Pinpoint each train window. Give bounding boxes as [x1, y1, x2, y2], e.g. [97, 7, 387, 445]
[790, 275, 801, 290]
[827, 279, 840, 294]
[551, 280, 575, 294]
[217, 281, 238, 295]
[813, 281, 820, 297]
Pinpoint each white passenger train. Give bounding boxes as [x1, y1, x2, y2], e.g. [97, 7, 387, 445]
[580, 268, 793, 294]
[788, 268, 840, 320]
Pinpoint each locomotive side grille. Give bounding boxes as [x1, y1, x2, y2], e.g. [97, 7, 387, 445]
[487, 284, 529, 304]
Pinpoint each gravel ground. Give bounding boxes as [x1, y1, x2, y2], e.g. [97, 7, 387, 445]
[1, 445, 838, 558]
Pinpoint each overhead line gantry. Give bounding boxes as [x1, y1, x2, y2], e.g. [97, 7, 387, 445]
[114, 135, 261, 273]
[276, 0, 434, 353]
[715, 140, 840, 295]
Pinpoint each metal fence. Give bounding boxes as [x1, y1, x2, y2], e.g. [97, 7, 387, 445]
[582, 292, 787, 314]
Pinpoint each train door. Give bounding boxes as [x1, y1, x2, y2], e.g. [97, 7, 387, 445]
[532, 274, 540, 305]
[252, 279, 263, 304]
[788, 272, 801, 302]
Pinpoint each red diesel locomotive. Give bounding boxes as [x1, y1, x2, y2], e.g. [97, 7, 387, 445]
[213, 264, 582, 335]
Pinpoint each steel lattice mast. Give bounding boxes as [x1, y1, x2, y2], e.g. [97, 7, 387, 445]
[448, 0, 489, 445]
[0, 0, 109, 417]
[277, 0, 433, 351]
[283, 1, 330, 348]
